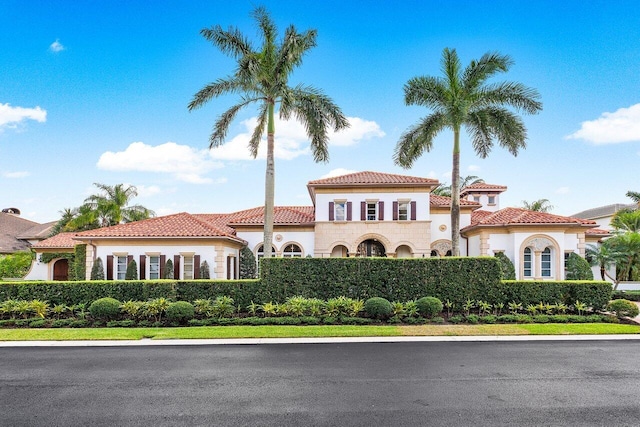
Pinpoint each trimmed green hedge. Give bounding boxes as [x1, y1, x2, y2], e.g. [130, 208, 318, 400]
[497, 280, 612, 310]
[260, 257, 503, 304]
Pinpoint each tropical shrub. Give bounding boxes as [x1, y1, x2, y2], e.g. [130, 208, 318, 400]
[239, 246, 257, 279]
[0, 252, 32, 279]
[89, 297, 121, 320]
[199, 261, 211, 279]
[607, 299, 639, 318]
[565, 253, 594, 280]
[162, 259, 174, 279]
[416, 297, 443, 318]
[364, 297, 392, 320]
[166, 301, 195, 323]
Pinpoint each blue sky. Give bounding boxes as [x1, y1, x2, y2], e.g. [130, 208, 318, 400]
[2, 0, 639, 223]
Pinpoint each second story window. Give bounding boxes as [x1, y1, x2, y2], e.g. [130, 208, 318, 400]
[398, 201, 408, 220]
[335, 202, 346, 221]
[366, 202, 377, 221]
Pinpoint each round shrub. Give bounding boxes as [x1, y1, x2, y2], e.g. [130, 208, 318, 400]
[607, 299, 639, 318]
[89, 297, 121, 321]
[416, 297, 443, 318]
[364, 297, 392, 320]
[166, 301, 195, 323]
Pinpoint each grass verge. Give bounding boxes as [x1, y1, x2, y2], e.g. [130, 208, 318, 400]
[0, 323, 638, 341]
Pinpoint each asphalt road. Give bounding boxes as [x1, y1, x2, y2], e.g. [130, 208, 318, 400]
[1, 341, 640, 426]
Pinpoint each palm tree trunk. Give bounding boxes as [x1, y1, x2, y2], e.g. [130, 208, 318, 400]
[450, 128, 461, 256]
[263, 101, 276, 260]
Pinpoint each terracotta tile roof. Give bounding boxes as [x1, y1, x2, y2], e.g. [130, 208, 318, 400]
[471, 209, 494, 223]
[223, 206, 315, 226]
[466, 207, 597, 228]
[308, 171, 439, 186]
[429, 194, 481, 207]
[74, 212, 243, 241]
[32, 232, 79, 249]
[585, 228, 611, 236]
[460, 183, 507, 194]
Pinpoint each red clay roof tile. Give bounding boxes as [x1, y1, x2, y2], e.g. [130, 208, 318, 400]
[308, 171, 438, 186]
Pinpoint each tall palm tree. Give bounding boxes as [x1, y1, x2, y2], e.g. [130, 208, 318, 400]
[188, 7, 349, 258]
[522, 198, 553, 213]
[586, 243, 618, 282]
[394, 48, 541, 255]
[84, 183, 154, 227]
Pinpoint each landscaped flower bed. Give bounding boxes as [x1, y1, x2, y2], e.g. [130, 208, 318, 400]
[0, 295, 632, 328]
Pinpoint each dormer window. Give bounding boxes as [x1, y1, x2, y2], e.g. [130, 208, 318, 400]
[473, 195, 480, 203]
[488, 195, 496, 205]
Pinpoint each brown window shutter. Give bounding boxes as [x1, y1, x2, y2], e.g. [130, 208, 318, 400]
[360, 202, 366, 220]
[411, 201, 417, 220]
[139, 255, 146, 280]
[226, 256, 231, 280]
[194, 255, 200, 279]
[346, 202, 352, 221]
[159, 255, 166, 277]
[378, 201, 384, 220]
[329, 202, 334, 221]
[393, 201, 398, 220]
[173, 255, 180, 280]
[106, 255, 113, 280]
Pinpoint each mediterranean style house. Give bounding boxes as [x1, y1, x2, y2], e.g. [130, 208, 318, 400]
[24, 171, 607, 282]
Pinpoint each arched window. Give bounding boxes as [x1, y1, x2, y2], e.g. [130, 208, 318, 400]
[541, 247, 552, 277]
[256, 244, 276, 260]
[282, 244, 302, 257]
[523, 247, 532, 277]
[445, 250, 452, 257]
[430, 250, 439, 257]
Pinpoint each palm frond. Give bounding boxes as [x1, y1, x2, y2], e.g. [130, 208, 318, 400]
[200, 25, 252, 59]
[462, 51, 512, 92]
[249, 104, 269, 158]
[404, 76, 448, 110]
[209, 98, 260, 148]
[188, 78, 248, 111]
[393, 113, 446, 168]
[441, 48, 461, 93]
[465, 109, 493, 158]
[274, 27, 317, 80]
[483, 107, 527, 156]
[475, 81, 542, 114]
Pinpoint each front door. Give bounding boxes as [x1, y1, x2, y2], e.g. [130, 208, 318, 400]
[53, 259, 69, 281]
[356, 239, 386, 257]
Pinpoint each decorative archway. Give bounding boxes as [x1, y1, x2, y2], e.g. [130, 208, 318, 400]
[431, 239, 452, 257]
[330, 244, 349, 258]
[519, 234, 561, 279]
[355, 239, 386, 257]
[52, 259, 69, 281]
[395, 245, 413, 258]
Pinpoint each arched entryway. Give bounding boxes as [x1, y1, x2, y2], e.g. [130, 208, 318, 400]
[53, 259, 69, 281]
[356, 239, 386, 257]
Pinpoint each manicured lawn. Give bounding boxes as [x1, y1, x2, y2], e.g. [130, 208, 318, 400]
[0, 323, 638, 341]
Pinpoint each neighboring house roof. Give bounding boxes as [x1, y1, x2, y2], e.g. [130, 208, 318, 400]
[462, 207, 597, 233]
[585, 228, 611, 237]
[460, 183, 507, 195]
[16, 221, 56, 240]
[0, 213, 40, 253]
[73, 212, 244, 242]
[571, 203, 637, 220]
[31, 232, 79, 249]
[430, 194, 481, 208]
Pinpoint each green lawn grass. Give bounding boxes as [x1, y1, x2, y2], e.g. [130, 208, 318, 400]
[0, 323, 638, 341]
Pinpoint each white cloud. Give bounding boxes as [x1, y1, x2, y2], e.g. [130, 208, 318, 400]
[321, 168, 358, 179]
[2, 171, 30, 178]
[555, 186, 570, 195]
[427, 171, 438, 179]
[0, 103, 47, 130]
[566, 103, 640, 144]
[467, 165, 481, 172]
[49, 39, 65, 53]
[97, 141, 224, 184]
[209, 116, 384, 161]
[135, 184, 161, 197]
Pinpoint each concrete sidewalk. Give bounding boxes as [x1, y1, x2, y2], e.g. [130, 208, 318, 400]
[2, 334, 640, 347]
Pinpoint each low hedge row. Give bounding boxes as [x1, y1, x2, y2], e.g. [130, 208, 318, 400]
[0, 280, 262, 309]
